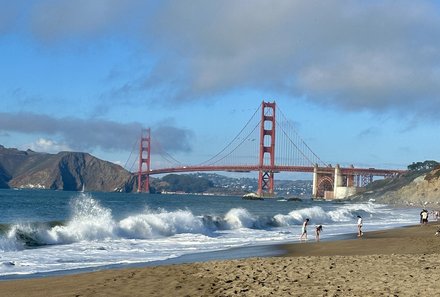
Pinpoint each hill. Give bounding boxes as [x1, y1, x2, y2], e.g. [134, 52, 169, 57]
[349, 161, 440, 207]
[0, 145, 136, 192]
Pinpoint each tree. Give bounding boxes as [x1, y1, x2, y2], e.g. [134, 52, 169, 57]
[160, 174, 214, 193]
[407, 160, 439, 171]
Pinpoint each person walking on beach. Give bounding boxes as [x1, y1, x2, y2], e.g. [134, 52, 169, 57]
[357, 215, 363, 237]
[315, 225, 323, 241]
[421, 209, 428, 225]
[300, 218, 309, 241]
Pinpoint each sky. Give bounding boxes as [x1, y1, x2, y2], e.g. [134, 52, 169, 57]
[1, 0, 440, 179]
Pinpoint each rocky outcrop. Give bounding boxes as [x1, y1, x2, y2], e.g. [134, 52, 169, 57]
[0, 163, 10, 188]
[350, 166, 440, 207]
[0, 145, 136, 192]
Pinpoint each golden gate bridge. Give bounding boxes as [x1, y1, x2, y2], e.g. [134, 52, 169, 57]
[134, 101, 405, 199]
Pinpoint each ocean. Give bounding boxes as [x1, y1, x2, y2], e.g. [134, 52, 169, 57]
[0, 189, 419, 278]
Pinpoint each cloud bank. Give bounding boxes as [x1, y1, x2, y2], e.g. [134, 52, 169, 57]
[145, 1, 440, 116]
[0, 112, 192, 154]
[2, 0, 440, 117]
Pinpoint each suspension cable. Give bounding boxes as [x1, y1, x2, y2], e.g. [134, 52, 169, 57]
[277, 106, 328, 166]
[198, 105, 261, 165]
[124, 138, 139, 170]
[152, 140, 183, 166]
[209, 121, 261, 165]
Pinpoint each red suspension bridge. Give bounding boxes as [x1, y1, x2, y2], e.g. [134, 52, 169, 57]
[136, 101, 406, 199]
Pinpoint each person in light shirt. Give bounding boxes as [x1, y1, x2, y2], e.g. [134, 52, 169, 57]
[300, 218, 309, 241]
[357, 215, 363, 237]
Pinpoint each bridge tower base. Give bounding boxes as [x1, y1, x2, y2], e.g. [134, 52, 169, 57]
[312, 164, 318, 197]
[257, 101, 276, 197]
[313, 164, 370, 200]
[138, 128, 151, 193]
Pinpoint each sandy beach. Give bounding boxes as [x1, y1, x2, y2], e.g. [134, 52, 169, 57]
[1, 222, 440, 296]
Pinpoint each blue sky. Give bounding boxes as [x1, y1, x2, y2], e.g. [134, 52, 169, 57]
[1, 1, 440, 178]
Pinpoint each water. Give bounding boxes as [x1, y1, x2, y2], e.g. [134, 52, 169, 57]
[0, 189, 419, 278]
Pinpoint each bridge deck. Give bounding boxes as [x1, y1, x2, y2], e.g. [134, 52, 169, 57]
[145, 165, 406, 176]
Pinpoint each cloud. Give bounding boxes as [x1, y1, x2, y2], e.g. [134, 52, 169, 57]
[143, 1, 440, 115]
[357, 127, 381, 139]
[0, 2, 20, 33]
[151, 121, 193, 153]
[28, 138, 72, 153]
[4, 1, 440, 119]
[29, 0, 148, 42]
[0, 112, 193, 154]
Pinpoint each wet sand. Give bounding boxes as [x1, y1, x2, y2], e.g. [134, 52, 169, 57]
[1, 223, 440, 296]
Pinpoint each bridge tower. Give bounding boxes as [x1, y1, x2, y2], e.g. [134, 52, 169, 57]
[137, 128, 151, 193]
[257, 101, 276, 197]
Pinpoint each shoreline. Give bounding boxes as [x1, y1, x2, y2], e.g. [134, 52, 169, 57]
[0, 243, 286, 281]
[0, 224, 389, 281]
[1, 222, 440, 296]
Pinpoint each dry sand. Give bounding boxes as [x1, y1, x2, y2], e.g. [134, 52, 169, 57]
[1, 223, 440, 296]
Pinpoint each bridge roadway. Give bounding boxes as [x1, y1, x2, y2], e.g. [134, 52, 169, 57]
[146, 165, 406, 176]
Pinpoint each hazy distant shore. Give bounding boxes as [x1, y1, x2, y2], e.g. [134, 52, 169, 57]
[1, 222, 440, 296]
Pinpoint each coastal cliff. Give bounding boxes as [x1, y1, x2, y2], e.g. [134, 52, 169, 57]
[0, 145, 136, 192]
[350, 163, 440, 207]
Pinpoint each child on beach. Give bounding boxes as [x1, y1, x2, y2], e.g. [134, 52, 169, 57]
[357, 215, 363, 237]
[315, 225, 323, 241]
[300, 218, 309, 241]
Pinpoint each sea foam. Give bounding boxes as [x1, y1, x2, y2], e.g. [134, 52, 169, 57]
[0, 191, 418, 277]
[1, 196, 403, 250]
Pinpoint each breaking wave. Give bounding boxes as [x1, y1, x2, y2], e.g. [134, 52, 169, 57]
[0, 195, 382, 251]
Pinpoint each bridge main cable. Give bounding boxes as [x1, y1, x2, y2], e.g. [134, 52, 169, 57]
[197, 105, 261, 166]
[276, 106, 328, 167]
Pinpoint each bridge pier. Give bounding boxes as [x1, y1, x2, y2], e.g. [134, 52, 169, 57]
[334, 164, 343, 194]
[312, 166, 334, 199]
[332, 164, 359, 199]
[313, 164, 368, 200]
[312, 164, 318, 197]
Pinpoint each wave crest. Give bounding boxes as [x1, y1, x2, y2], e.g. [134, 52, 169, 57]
[119, 210, 206, 238]
[1, 196, 384, 249]
[224, 208, 256, 229]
